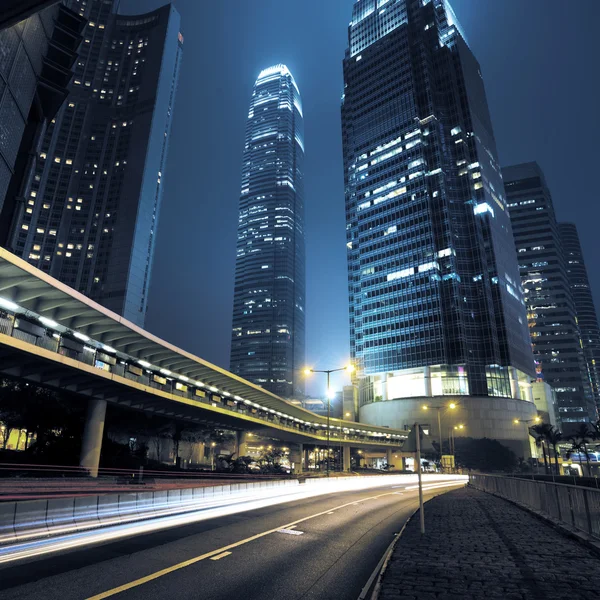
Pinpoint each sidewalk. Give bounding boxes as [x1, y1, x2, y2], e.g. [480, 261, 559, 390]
[377, 486, 600, 600]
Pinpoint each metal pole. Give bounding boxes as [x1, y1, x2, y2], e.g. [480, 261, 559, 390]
[416, 423, 425, 535]
[437, 408, 443, 465]
[327, 370, 330, 477]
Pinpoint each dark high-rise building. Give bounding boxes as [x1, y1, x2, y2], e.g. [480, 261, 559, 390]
[0, 3, 83, 222]
[504, 162, 596, 431]
[0, 1, 60, 31]
[0, 0, 182, 327]
[558, 222, 600, 417]
[342, 0, 536, 454]
[230, 65, 305, 398]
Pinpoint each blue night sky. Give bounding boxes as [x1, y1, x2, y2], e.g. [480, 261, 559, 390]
[122, 0, 600, 398]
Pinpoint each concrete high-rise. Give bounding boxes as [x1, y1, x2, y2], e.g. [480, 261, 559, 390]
[0, 0, 183, 327]
[342, 0, 536, 455]
[230, 65, 305, 398]
[504, 162, 596, 431]
[558, 222, 600, 418]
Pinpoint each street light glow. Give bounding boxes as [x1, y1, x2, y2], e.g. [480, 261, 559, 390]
[514, 419, 520, 424]
[345, 364, 355, 373]
[422, 405, 429, 411]
[303, 368, 312, 376]
[449, 403, 457, 409]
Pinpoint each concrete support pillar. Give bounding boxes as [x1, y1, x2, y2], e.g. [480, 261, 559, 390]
[423, 366, 432, 397]
[343, 446, 351, 472]
[289, 443, 303, 474]
[236, 431, 250, 457]
[386, 448, 393, 470]
[509, 367, 521, 400]
[79, 398, 107, 478]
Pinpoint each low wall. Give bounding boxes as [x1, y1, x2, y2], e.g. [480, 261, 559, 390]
[0, 479, 299, 545]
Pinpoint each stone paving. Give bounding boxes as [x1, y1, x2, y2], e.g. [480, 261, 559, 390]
[378, 486, 600, 600]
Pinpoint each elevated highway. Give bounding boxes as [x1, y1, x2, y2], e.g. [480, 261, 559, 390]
[0, 249, 408, 474]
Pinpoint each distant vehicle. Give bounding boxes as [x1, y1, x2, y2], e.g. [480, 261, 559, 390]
[247, 462, 261, 473]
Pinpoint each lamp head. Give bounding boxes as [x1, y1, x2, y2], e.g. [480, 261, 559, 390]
[303, 368, 312, 376]
[449, 403, 457, 410]
[345, 364, 355, 373]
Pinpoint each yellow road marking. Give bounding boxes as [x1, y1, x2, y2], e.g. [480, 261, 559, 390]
[209, 552, 232, 561]
[87, 483, 460, 599]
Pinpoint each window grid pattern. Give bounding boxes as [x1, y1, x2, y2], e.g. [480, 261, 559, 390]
[230, 65, 305, 399]
[342, 0, 534, 404]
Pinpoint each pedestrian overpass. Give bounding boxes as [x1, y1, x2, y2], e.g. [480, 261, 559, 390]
[0, 248, 408, 474]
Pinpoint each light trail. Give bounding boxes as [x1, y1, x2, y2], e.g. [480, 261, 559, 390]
[0, 475, 466, 565]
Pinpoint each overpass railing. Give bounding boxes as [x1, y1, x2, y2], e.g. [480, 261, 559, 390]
[469, 473, 600, 541]
[0, 313, 403, 447]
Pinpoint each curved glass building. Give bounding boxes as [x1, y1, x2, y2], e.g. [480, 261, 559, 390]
[230, 65, 305, 398]
[342, 0, 536, 455]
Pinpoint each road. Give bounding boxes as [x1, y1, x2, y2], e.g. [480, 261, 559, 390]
[0, 478, 464, 600]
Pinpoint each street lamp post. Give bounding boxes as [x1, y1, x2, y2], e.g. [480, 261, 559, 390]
[422, 402, 457, 467]
[304, 364, 354, 477]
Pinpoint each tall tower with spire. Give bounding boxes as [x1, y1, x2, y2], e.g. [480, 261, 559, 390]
[230, 65, 305, 398]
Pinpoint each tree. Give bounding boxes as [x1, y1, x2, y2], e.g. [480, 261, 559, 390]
[529, 423, 554, 474]
[0, 383, 24, 449]
[545, 426, 563, 474]
[454, 437, 518, 472]
[567, 424, 594, 476]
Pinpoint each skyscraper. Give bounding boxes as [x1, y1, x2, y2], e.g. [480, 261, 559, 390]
[0, 0, 182, 327]
[504, 162, 596, 431]
[230, 65, 305, 398]
[342, 0, 536, 454]
[0, 2, 83, 219]
[558, 223, 600, 418]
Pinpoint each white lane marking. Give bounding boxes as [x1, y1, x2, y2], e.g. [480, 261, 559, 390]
[326, 512, 335, 514]
[277, 529, 304, 536]
[209, 552, 231, 561]
[393, 493, 404, 496]
[391, 486, 404, 489]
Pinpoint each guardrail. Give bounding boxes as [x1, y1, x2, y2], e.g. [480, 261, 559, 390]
[0, 478, 300, 545]
[469, 473, 600, 540]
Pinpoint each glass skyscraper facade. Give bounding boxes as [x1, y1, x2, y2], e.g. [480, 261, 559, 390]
[342, 0, 536, 450]
[0, 3, 83, 224]
[559, 223, 600, 416]
[0, 0, 182, 327]
[230, 65, 305, 399]
[504, 163, 596, 431]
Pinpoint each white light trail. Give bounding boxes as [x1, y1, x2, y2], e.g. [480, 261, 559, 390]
[0, 475, 466, 564]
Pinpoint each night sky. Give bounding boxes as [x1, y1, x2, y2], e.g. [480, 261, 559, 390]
[122, 0, 600, 398]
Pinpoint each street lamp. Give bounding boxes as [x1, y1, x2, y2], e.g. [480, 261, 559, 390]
[422, 402, 458, 462]
[210, 441, 216, 471]
[450, 424, 465, 456]
[305, 363, 354, 477]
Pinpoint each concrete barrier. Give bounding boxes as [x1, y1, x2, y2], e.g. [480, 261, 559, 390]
[46, 497, 75, 533]
[73, 496, 100, 530]
[0, 502, 16, 544]
[0, 478, 298, 547]
[14, 499, 49, 541]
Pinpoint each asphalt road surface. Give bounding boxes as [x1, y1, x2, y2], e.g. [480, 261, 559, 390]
[0, 479, 464, 600]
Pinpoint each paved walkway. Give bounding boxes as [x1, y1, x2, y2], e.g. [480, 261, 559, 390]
[378, 486, 600, 600]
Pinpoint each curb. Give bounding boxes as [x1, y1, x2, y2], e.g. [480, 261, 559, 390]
[357, 500, 427, 600]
